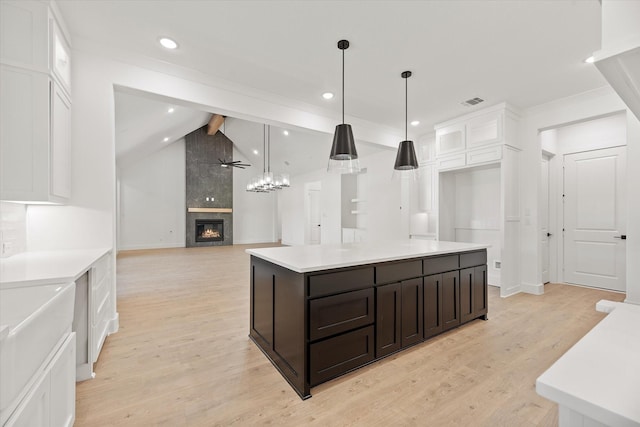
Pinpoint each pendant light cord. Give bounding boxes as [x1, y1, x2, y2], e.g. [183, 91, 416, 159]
[268, 125, 271, 173]
[342, 47, 345, 124]
[263, 124, 266, 174]
[405, 76, 408, 141]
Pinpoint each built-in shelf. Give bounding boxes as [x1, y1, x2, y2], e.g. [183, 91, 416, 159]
[351, 199, 366, 203]
[187, 208, 233, 213]
[350, 210, 366, 215]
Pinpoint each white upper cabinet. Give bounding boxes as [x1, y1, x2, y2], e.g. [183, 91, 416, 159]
[435, 123, 466, 157]
[467, 112, 502, 148]
[433, 103, 519, 171]
[0, 0, 72, 204]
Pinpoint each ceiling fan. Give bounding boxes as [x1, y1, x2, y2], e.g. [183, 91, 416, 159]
[218, 158, 251, 169]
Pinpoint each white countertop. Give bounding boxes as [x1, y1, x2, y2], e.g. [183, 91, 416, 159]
[536, 302, 640, 426]
[246, 240, 489, 273]
[0, 248, 111, 288]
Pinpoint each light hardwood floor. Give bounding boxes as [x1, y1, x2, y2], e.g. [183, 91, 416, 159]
[75, 244, 625, 426]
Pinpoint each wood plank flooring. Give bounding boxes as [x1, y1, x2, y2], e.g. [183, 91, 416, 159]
[75, 244, 625, 426]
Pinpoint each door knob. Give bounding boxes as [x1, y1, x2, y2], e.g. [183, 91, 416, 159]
[546, 232, 552, 237]
[613, 235, 627, 240]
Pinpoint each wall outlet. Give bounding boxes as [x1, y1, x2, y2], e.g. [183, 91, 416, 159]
[494, 260, 501, 269]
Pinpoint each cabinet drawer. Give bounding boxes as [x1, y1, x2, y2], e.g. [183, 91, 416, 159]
[437, 153, 466, 170]
[91, 254, 110, 288]
[376, 260, 422, 284]
[309, 326, 374, 386]
[308, 267, 374, 298]
[460, 250, 487, 268]
[309, 288, 374, 341]
[466, 145, 502, 165]
[423, 255, 459, 275]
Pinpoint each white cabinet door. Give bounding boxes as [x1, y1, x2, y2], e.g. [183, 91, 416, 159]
[435, 124, 465, 156]
[564, 147, 627, 291]
[0, 1, 49, 72]
[51, 19, 71, 95]
[418, 164, 436, 213]
[51, 82, 71, 199]
[467, 112, 502, 148]
[0, 65, 50, 201]
[4, 373, 50, 427]
[50, 334, 75, 427]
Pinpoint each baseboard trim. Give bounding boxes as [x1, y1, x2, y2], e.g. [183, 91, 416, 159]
[119, 243, 185, 251]
[521, 282, 544, 295]
[501, 286, 521, 298]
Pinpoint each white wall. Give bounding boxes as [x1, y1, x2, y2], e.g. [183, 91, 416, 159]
[280, 149, 400, 246]
[519, 86, 640, 303]
[0, 202, 26, 257]
[118, 139, 186, 250]
[232, 145, 278, 244]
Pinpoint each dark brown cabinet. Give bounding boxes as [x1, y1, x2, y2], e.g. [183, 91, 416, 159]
[375, 282, 401, 357]
[401, 278, 423, 347]
[423, 274, 443, 339]
[441, 271, 461, 331]
[460, 265, 488, 323]
[249, 249, 488, 400]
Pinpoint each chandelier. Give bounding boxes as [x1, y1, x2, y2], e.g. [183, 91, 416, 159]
[246, 124, 290, 192]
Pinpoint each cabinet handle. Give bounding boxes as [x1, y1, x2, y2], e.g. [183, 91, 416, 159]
[613, 235, 627, 240]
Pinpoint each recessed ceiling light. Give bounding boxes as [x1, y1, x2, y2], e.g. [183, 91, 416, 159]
[159, 37, 178, 50]
[253, 149, 259, 155]
[283, 130, 289, 136]
[167, 107, 175, 113]
[410, 120, 420, 126]
[322, 92, 334, 100]
[584, 55, 595, 64]
[163, 137, 169, 142]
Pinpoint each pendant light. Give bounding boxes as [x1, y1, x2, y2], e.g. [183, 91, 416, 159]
[246, 124, 290, 192]
[328, 39, 360, 174]
[394, 71, 419, 171]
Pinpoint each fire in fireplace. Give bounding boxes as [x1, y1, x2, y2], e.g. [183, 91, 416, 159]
[195, 219, 224, 242]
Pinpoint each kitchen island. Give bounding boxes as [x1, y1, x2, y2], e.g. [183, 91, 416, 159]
[247, 240, 489, 399]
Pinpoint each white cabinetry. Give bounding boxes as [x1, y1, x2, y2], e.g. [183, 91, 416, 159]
[74, 251, 113, 381]
[434, 103, 518, 172]
[0, 0, 72, 204]
[5, 334, 76, 427]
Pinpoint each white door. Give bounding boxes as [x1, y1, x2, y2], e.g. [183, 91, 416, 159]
[308, 189, 321, 244]
[564, 147, 627, 291]
[541, 156, 550, 284]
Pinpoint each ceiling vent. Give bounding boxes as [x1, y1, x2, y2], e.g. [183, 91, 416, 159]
[461, 97, 484, 107]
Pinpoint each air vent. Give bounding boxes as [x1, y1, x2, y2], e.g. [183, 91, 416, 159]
[461, 97, 484, 107]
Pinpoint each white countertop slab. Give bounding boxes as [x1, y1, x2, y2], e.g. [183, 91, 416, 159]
[536, 302, 640, 426]
[0, 248, 111, 288]
[246, 240, 489, 273]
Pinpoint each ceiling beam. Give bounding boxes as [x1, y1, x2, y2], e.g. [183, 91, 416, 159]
[207, 114, 225, 135]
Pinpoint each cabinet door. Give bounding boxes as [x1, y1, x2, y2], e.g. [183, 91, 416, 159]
[460, 267, 475, 323]
[0, 65, 50, 201]
[5, 371, 50, 427]
[0, 1, 49, 71]
[441, 271, 460, 331]
[473, 265, 488, 318]
[418, 164, 436, 213]
[467, 112, 502, 149]
[423, 274, 443, 339]
[401, 278, 423, 348]
[436, 124, 465, 156]
[251, 261, 273, 348]
[50, 82, 71, 199]
[51, 19, 71, 95]
[50, 334, 76, 427]
[375, 283, 401, 357]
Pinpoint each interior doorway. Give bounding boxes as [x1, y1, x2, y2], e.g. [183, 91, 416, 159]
[540, 154, 551, 284]
[305, 181, 321, 245]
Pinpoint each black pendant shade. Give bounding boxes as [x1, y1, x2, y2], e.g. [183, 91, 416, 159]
[394, 140, 418, 170]
[328, 39, 360, 173]
[330, 123, 358, 160]
[394, 70, 419, 171]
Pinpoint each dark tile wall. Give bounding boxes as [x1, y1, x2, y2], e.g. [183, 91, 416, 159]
[185, 126, 233, 247]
